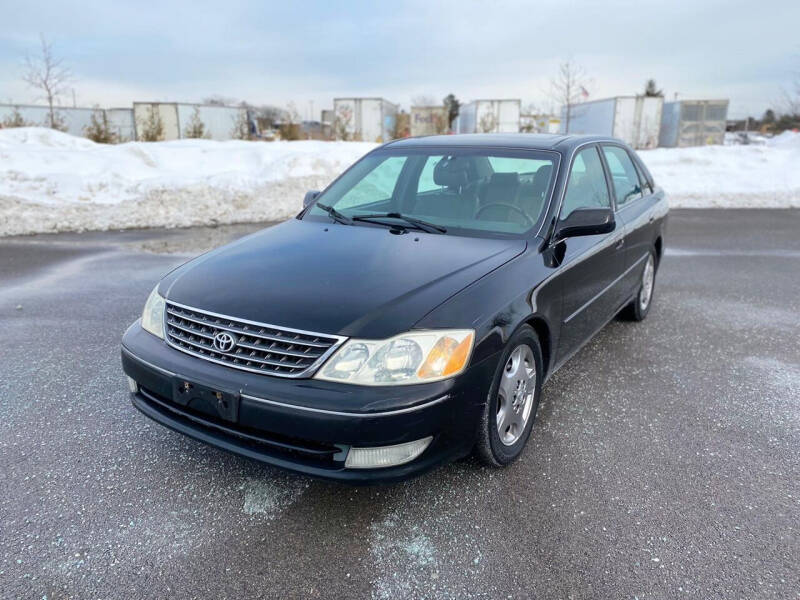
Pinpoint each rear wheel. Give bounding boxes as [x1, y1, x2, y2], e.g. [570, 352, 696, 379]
[622, 251, 656, 321]
[476, 325, 543, 467]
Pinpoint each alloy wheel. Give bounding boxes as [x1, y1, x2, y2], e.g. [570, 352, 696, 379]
[496, 344, 536, 446]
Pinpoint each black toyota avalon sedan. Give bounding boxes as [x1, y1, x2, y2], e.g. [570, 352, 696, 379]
[121, 133, 668, 483]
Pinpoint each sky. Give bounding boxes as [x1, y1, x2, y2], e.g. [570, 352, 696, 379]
[0, 0, 797, 120]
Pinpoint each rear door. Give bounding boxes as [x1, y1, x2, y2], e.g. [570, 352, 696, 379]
[555, 145, 627, 363]
[601, 144, 657, 299]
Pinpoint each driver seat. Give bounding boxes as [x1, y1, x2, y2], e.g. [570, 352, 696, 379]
[482, 172, 520, 207]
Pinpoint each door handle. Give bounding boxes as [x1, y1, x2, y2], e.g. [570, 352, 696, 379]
[615, 238, 625, 250]
[648, 215, 655, 223]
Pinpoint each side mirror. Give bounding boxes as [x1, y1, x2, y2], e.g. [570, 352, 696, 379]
[554, 207, 615, 241]
[303, 190, 321, 208]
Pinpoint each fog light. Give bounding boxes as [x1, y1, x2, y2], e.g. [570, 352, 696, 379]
[127, 377, 139, 393]
[345, 436, 433, 469]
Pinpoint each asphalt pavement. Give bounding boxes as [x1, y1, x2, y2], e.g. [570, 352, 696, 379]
[1, 209, 798, 599]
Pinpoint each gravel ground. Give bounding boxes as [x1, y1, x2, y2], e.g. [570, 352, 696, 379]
[1, 209, 798, 599]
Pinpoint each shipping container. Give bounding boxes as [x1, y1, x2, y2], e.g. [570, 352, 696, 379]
[457, 99, 520, 134]
[410, 106, 448, 136]
[333, 98, 398, 142]
[560, 96, 663, 149]
[659, 99, 729, 147]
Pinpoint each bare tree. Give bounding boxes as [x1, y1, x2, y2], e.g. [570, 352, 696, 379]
[549, 59, 590, 133]
[22, 34, 72, 129]
[183, 106, 207, 139]
[84, 107, 118, 143]
[1, 106, 32, 129]
[138, 105, 164, 142]
[479, 111, 498, 133]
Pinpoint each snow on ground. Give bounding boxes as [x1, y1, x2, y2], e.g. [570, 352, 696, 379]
[0, 128, 376, 236]
[639, 131, 800, 209]
[1, 128, 798, 236]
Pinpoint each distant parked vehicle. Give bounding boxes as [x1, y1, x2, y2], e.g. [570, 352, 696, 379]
[122, 133, 668, 483]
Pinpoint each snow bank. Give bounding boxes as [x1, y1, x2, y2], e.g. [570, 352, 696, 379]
[1, 128, 798, 236]
[0, 128, 376, 236]
[639, 131, 800, 209]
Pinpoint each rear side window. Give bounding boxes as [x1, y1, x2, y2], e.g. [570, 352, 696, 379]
[561, 147, 611, 220]
[633, 160, 653, 195]
[602, 146, 642, 207]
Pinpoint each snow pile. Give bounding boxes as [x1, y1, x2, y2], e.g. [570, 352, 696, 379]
[0, 128, 376, 236]
[639, 131, 800, 208]
[1, 128, 798, 236]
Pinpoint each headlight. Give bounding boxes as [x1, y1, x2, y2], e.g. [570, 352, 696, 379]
[141, 286, 165, 339]
[315, 329, 474, 386]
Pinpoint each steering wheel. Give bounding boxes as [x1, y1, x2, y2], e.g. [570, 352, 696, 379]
[475, 202, 534, 226]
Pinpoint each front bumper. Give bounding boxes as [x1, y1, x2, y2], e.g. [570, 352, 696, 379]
[121, 321, 496, 483]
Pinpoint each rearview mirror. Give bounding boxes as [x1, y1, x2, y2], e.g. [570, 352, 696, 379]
[303, 190, 321, 208]
[554, 207, 615, 241]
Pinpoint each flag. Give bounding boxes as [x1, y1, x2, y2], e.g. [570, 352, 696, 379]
[580, 86, 589, 99]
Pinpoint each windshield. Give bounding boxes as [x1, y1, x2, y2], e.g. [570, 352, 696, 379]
[303, 148, 558, 236]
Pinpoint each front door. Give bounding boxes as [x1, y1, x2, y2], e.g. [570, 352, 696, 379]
[555, 146, 627, 363]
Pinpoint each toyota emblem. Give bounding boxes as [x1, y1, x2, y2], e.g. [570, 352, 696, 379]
[213, 331, 237, 352]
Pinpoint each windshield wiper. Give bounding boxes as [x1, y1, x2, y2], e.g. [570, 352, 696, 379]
[316, 202, 353, 225]
[352, 212, 447, 234]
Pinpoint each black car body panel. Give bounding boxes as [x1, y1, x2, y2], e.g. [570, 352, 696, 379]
[159, 218, 527, 339]
[122, 133, 668, 483]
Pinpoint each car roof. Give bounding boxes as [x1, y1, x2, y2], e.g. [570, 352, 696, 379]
[382, 133, 623, 153]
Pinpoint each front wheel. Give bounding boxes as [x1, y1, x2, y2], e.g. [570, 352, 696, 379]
[476, 325, 543, 467]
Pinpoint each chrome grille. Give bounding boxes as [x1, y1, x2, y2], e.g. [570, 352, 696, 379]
[164, 301, 345, 378]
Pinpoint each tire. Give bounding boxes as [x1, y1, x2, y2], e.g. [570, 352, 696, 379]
[476, 325, 543, 467]
[622, 250, 656, 322]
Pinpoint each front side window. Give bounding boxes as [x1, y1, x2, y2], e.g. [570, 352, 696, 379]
[305, 148, 558, 236]
[560, 147, 611, 220]
[602, 145, 642, 207]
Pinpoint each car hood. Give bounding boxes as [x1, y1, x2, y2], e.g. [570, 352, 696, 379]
[161, 219, 526, 339]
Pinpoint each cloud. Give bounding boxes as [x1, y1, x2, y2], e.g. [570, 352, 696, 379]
[0, 0, 796, 118]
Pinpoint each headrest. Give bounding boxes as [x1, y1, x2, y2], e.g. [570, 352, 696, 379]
[488, 172, 520, 187]
[532, 164, 553, 194]
[433, 157, 470, 188]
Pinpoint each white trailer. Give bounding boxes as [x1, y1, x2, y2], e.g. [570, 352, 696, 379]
[457, 99, 520, 134]
[659, 99, 729, 147]
[176, 104, 248, 141]
[560, 96, 663, 149]
[410, 106, 448, 136]
[106, 108, 135, 142]
[0, 103, 96, 137]
[333, 98, 398, 142]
